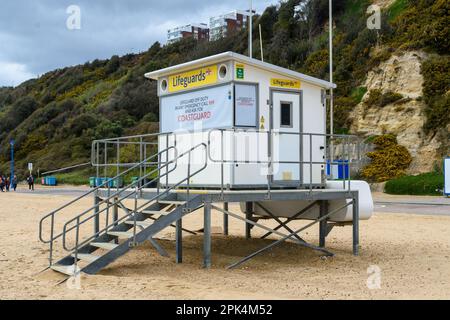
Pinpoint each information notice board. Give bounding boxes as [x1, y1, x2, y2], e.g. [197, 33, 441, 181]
[160, 84, 233, 132]
[445, 158, 450, 196]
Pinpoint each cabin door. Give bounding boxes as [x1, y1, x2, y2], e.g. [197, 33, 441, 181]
[270, 90, 302, 186]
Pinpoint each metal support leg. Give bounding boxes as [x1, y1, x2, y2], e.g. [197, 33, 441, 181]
[148, 238, 169, 257]
[352, 194, 359, 256]
[223, 202, 229, 236]
[319, 201, 328, 248]
[203, 202, 211, 268]
[94, 195, 100, 235]
[245, 202, 252, 239]
[113, 197, 119, 244]
[176, 218, 182, 263]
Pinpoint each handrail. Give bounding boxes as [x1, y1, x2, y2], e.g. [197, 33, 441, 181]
[207, 128, 361, 165]
[39, 146, 177, 244]
[90, 131, 177, 168]
[206, 128, 361, 197]
[60, 153, 179, 248]
[62, 142, 208, 253]
[92, 131, 175, 143]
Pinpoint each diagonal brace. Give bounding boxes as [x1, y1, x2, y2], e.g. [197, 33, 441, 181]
[226, 201, 354, 269]
[211, 205, 333, 257]
[255, 202, 305, 243]
[260, 201, 318, 239]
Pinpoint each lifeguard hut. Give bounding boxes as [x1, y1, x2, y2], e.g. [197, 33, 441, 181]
[39, 52, 373, 276]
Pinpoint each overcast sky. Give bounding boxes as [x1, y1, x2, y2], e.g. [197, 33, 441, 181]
[0, 0, 279, 87]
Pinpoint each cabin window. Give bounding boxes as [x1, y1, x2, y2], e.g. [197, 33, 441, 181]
[280, 102, 292, 127]
[234, 84, 258, 127]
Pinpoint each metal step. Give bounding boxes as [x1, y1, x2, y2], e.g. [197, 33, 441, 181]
[50, 264, 78, 276]
[71, 253, 100, 263]
[124, 220, 152, 227]
[158, 200, 186, 205]
[141, 210, 170, 215]
[108, 231, 134, 239]
[90, 242, 118, 250]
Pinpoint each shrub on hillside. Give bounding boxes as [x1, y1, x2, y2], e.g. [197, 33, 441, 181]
[421, 56, 450, 133]
[384, 172, 444, 196]
[365, 89, 403, 108]
[361, 134, 412, 182]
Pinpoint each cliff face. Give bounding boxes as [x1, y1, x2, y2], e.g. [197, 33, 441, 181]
[350, 50, 442, 173]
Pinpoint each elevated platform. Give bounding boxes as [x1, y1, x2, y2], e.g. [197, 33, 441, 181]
[98, 187, 357, 203]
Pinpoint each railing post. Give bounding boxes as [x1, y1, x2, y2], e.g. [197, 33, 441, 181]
[220, 130, 224, 200]
[49, 214, 54, 266]
[113, 196, 119, 244]
[94, 192, 100, 235]
[74, 216, 80, 271]
[186, 151, 191, 212]
[245, 202, 253, 240]
[176, 218, 182, 264]
[165, 135, 169, 189]
[352, 193, 360, 256]
[132, 186, 138, 246]
[319, 200, 328, 247]
[203, 202, 211, 268]
[309, 134, 313, 194]
[223, 202, 229, 236]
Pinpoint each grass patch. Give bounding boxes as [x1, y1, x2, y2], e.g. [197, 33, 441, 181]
[384, 172, 444, 196]
[351, 86, 367, 103]
[51, 169, 93, 186]
[388, 0, 409, 21]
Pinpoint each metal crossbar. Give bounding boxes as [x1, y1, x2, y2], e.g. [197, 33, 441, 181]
[210, 204, 334, 261]
[223, 201, 354, 269]
[255, 203, 305, 242]
[259, 201, 319, 239]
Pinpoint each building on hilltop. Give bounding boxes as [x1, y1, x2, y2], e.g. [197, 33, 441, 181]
[209, 10, 253, 41]
[167, 23, 209, 44]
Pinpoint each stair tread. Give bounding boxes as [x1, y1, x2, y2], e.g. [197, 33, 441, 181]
[141, 210, 170, 215]
[71, 253, 100, 263]
[90, 242, 118, 250]
[108, 231, 134, 239]
[158, 200, 186, 205]
[124, 220, 152, 227]
[51, 264, 78, 276]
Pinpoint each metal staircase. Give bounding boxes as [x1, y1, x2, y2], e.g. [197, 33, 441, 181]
[39, 142, 207, 276]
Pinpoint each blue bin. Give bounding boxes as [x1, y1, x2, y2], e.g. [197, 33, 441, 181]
[95, 177, 104, 187]
[46, 176, 57, 186]
[95, 177, 114, 188]
[337, 160, 349, 179]
[326, 160, 349, 180]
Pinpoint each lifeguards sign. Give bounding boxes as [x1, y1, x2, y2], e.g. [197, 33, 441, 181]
[169, 65, 218, 93]
[270, 78, 301, 90]
[161, 84, 233, 132]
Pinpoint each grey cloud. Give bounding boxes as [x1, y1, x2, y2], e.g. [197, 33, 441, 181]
[0, 0, 277, 86]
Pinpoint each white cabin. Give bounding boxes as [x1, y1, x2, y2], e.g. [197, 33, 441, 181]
[145, 51, 336, 189]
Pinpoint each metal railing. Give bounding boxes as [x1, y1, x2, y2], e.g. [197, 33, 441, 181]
[62, 143, 207, 255]
[39, 145, 176, 266]
[207, 128, 362, 199]
[39, 127, 364, 269]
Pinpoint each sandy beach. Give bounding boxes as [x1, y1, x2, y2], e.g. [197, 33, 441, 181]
[0, 188, 449, 300]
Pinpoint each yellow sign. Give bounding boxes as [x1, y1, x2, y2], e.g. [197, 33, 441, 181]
[260, 116, 265, 129]
[169, 65, 218, 92]
[270, 78, 301, 89]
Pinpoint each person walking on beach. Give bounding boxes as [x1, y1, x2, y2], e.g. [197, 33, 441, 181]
[5, 177, 10, 192]
[11, 175, 17, 192]
[27, 174, 34, 191]
[0, 175, 5, 192]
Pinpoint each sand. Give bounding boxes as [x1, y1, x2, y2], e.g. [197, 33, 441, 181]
[0, 189, 449, 300]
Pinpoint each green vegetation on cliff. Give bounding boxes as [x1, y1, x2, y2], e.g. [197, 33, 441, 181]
[0, 0, 448, 180]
